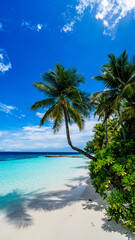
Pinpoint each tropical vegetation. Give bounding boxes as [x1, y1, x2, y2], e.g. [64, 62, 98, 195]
[85, 118, 121, 154]
[89, 140, 135, 231]
[31, 50, 135, 232]
[86, 50, 135, 232]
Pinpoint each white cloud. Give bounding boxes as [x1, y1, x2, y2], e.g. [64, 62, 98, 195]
[0, 118, 98, 151]
[37, 24, 42, 31]
[61, 20, 76, 32]
[21, 20, 46, 32]
[0, 103, 17, 114]
[0, 49, 12, 73]
[62, 0, 135, 36]
[0, 102, 25, 118]
[0, 54, 3, 60]
[36, 112, 44, 118]
[103, 19, 109, 27]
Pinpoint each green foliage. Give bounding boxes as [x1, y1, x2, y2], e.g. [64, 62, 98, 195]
[89, 140, 135, 232]
[93, 50, 135, 116]
[30, 62, 96, 160]
[120, 100, 135, 138]
[30, 63, 91, 132]
[93, 123, 106, 152]
[85, 119, 121, 154]
[87, 51, 135, 232]
[84, 140, 94, 154]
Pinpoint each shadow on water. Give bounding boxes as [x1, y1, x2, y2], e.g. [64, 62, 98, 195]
[0, 176, 134, 239]
[0, 191, 33, 228]
[84, 160, 91, 164]
[68, 176, 88, 182]
[0, 175, 88, 228]
[72, 165, 89, 169]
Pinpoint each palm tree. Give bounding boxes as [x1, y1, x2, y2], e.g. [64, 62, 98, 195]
[30, 63, 96, 161]
[93, 50, 135, 112]
[120, 101, 135, 137]
[90, 92, 113, 147]
[91, 92, 126, 141]
[93, 123, 106, 152]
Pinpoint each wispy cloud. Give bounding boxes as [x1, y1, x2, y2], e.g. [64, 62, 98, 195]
[0, 49, 12, 73]
[36, 112, 44, 118]
[0, 119, 98, 151]
[0, 102, 25, 118]
[21, 20, 47, 32]
[61, 20, 76, 33]
[0, 103, 17, 114]
[62, 0, 135, 36]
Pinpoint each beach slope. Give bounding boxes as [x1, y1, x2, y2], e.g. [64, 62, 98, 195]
[0, 175, 134, 240]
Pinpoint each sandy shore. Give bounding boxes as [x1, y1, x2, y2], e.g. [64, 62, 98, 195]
[0, 169, 134, 240]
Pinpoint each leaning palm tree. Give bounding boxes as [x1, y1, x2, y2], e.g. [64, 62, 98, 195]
[30, 63, 96, 161]
[93, 50, 135, 112]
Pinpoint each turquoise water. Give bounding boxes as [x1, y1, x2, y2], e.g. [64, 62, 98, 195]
[0, 153, 89, 217]
[0, 153, 88, 199]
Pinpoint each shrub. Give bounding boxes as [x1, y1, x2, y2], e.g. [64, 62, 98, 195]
[84, 140, 94, 154]
[89, 140, 135, 232]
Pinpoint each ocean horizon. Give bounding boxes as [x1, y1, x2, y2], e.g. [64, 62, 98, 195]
[0, 151, 81, 161]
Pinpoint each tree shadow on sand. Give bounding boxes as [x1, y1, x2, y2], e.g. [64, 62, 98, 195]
[80, 179, 135, 240]
[0, 175, 88, 228]
[0, 191, 33, 228]
[72, 165, 89, 169]
[101, 217, 134, 240]
[0, 176, 135, 239]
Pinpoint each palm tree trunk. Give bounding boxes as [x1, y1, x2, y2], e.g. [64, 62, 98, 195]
[120, 120, 126, 140]
[105, 120, 108, 148]
[118, 111, 126, 140]
[64, 110, 97, 161]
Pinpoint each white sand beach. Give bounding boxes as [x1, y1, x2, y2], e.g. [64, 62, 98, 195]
[0, 167, 134, 240]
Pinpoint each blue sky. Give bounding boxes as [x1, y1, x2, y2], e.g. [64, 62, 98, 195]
[0, 0, 135, 151]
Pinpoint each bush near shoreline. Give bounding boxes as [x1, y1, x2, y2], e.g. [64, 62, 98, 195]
[84, 50, 135, 232]
[89, 140, 135, 232]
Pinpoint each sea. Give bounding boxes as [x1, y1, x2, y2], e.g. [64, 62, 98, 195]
[0, 152, 89, 217]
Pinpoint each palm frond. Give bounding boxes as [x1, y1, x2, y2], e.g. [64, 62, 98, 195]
[52, 104, 63, 133]
[40, 104, 56, 126]
[33, 82, 58, 97]
[67, 103, 85, 130]
[30, 98, 55, 111]
[41, 72, 58, 89]
[121, 82, 135, 98]
[31, 63, 91, 134]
